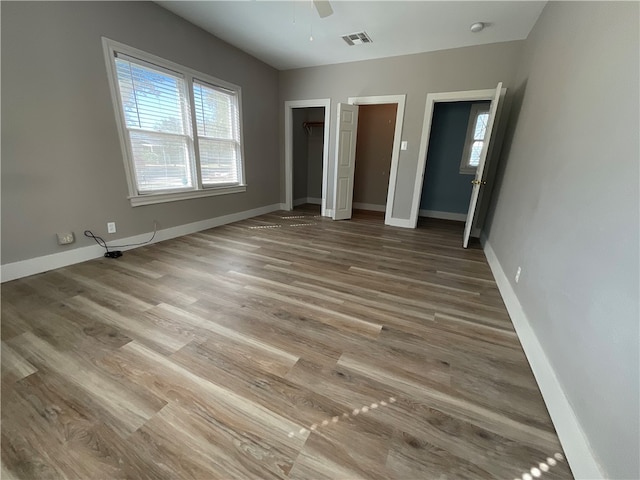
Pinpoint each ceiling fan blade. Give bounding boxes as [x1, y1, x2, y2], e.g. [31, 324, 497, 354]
[313, 0, 334, 18]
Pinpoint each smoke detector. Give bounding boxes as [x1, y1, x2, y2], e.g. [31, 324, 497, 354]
[341, 31, 373, 46]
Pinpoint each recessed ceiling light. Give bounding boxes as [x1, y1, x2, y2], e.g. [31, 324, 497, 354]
[470, 22, 485, 33]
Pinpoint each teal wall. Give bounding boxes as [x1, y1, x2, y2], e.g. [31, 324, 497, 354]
[420, 101, 485, 214]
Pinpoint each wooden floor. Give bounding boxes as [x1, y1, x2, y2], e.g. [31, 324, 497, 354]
[1, 205, 573, 479]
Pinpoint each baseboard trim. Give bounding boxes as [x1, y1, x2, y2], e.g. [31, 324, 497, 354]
[419, 209, 467, 222]
[293, 197, 322, 207]
[481, 234, 603, 479]
[1, 203, 284, 283]
[385, 217, 414, 228]
[353, 202, 386, 212]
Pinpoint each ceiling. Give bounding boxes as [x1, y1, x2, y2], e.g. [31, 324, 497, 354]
[158, 1, 546, 71]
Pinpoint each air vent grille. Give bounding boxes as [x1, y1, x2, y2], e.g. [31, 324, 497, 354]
[341, 31, 373, 46]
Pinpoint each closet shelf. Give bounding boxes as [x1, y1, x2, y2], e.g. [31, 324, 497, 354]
[303, 121, 324, 134]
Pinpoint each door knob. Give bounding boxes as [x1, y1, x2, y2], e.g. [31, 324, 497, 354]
[471, 180, 487, 185]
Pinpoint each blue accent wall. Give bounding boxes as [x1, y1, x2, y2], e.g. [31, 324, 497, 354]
[420, 102, 476, 214]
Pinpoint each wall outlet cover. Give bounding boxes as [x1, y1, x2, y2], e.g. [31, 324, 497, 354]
[56, 232, 75, 245]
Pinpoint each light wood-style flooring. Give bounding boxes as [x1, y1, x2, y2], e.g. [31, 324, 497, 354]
[1, 206, 573, 479]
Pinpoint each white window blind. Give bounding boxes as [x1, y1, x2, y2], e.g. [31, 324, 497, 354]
[104, 39, 246, 205]
[193, 80, 241, 186]
[115, 55, 194, 193]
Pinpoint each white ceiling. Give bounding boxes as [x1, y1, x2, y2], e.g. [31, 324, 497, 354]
[158, 1, 546, 71]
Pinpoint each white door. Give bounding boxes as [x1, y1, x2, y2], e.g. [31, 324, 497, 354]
[463, 83, 503, 248]
[332, 103, 359, 220]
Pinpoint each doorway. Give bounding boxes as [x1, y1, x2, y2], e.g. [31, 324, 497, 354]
[284, 99, 331, 215]
[412, 84, 506, 247]
[418, 101, 490, 222]
[332, 94, 406, 223]
[291, 107, 325, 209]
[352, 103, 398, 219]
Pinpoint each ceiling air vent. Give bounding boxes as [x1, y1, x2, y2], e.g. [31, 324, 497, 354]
[341, 31, 373, 46]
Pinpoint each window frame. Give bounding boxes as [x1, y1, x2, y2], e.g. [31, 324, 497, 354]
[102, 38, 247, 207]
[459, 103, 490, 175]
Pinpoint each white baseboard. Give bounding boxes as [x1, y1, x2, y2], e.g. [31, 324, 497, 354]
[385, 217, 414, 228]
[419, 209, 467, 222]
[481, 234, 603, 479]
[353, 202, 386, 212]
[1, 203, 284, 283]
[293, 197, 322, 207]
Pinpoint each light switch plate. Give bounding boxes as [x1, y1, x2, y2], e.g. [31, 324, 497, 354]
[401, 141, 408, 151]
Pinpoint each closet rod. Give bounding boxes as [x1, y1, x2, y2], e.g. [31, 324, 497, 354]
[303, 121, 324, 134]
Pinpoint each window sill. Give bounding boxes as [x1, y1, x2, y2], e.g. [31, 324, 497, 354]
[129, 185, 247, 207]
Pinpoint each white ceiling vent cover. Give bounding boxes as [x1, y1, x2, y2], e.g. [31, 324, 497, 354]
[341, 31, 373, 46]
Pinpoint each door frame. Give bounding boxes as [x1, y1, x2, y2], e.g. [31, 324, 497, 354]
[347, 95, 406, 226]
[410, 88, 497, 229]
[284, 99, 331, 215]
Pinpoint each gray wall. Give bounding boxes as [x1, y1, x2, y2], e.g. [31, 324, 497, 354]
[484, 2, 639, 478]
[419, 101, 476, 214]
[353, 103, 397, 208]
[279, 41, 524, 218]
[1, 1, 280, 265]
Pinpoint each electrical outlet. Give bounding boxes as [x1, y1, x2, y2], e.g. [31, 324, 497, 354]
[57, 232, 75, 245]
[107, 222, 116, 234]
[515, 266, 522, 283]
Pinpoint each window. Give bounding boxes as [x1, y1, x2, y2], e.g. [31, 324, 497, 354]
[103, 38, 246, 206]
[193, 81, 242, 186]
[460, 103, 490, 175]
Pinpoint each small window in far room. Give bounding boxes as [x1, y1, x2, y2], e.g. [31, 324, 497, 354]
[460, 103, 490, 175]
